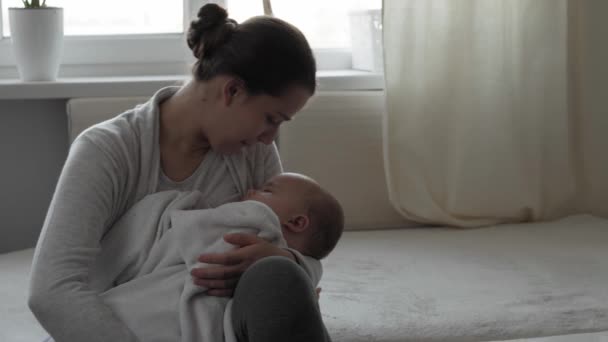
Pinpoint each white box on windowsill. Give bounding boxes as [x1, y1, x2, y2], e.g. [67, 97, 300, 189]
[349, 9, 383, 73]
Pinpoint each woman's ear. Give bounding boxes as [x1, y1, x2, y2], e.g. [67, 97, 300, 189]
[283, 215, 310, 233]
[223, 77, 245, 106]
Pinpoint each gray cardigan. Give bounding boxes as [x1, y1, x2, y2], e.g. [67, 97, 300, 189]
[28, 86, 321, 342]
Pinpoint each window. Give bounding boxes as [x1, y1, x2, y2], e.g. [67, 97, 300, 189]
[1, 0, 183, 36]
[0, 0, 382, 78]
[227, 0, 381, 49]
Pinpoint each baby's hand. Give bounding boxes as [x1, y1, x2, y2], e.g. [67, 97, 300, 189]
[315, 287, 322, 300]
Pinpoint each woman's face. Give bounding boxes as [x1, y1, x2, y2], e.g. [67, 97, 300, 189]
[207, 81, 311, 155]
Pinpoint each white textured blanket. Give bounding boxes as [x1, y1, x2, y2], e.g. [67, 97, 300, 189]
[319, 214, 608, 341]
[90, 191, 286, 342]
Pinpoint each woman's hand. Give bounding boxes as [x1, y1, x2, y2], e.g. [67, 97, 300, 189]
[190, 233, 295, 297]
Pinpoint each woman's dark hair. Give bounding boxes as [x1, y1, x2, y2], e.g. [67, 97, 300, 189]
[187, 4, 317, 97]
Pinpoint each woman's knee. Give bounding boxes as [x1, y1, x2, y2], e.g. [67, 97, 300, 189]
[233, 256, 317, 309]
[240, 256, 311, 289]
[231, 256, 327, 342]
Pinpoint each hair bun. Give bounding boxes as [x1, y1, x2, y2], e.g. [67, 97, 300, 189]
[187, 4, 236, 60]
[196, 3, 228, 30]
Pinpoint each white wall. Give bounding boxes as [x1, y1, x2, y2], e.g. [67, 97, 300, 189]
[0, 100, 69, 253]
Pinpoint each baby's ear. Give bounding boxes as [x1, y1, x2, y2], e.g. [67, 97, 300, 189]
[284, 215, 310, 233]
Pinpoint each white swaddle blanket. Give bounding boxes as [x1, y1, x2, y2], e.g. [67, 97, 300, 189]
[89, 190, 286, 342]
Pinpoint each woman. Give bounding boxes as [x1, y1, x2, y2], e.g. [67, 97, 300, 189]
[29, 4, 330, 342]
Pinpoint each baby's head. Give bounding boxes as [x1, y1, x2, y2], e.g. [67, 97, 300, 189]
[244, 173, 344, 259]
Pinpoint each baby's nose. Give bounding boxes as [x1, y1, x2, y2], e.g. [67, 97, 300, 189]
[244, 189, 256, 200]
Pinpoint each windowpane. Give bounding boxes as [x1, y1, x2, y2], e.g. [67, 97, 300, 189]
[226, 0, 381, 49]
[2, 0, 183, 37]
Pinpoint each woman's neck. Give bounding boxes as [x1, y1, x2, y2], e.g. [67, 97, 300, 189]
[159, 80, 211, 155]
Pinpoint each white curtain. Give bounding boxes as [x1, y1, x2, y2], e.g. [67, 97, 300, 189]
[382, 0, 608, 227]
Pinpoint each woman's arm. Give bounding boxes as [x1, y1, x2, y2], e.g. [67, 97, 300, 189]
[28, 137, 138, 342]
[190, 233, 322, 296]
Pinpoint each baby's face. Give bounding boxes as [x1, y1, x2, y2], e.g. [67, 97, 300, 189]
[243, 173, 314, 223]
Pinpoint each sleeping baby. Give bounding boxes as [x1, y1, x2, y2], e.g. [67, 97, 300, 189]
[89, 172, 344, 342]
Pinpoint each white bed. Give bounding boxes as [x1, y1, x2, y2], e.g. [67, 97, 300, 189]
[1, 94, 607, 341]
[2, 214, 608, 342]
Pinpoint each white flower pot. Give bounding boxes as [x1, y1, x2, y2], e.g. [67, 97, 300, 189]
[8, 7, 64, 82]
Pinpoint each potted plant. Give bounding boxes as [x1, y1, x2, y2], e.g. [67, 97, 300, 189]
[8, 0, 64, 81]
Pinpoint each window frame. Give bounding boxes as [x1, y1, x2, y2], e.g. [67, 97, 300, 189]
[0, 3, 3, 38]
[0, 0, 356, 78]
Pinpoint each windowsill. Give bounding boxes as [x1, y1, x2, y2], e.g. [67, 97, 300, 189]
[0, 70, 384, 100]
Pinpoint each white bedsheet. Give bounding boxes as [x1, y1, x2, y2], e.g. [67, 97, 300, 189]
[2, 214, 608, 342]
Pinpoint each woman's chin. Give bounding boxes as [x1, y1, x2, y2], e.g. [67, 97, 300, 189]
[217, 144, 245, 155]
